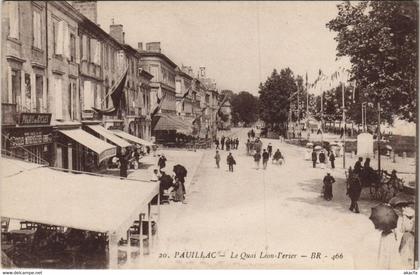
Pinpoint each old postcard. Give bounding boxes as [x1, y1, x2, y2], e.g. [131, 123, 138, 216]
[0, 0, 417, 271]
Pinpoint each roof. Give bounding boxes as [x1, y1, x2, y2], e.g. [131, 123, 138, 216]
[86, 125, 132, 148]
[153, 114, 193, 134]
[111, 130, 154, 147]
[138, 51, 178, 69]
[1, 158, 159, 235]
[59, 129, 116, 163]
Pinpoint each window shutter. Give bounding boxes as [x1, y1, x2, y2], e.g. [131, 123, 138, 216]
[83, 81, 93, 110]
[90, 38, 96, 63]
[63, 22, 70, 58]
[82, 35, 87, 61]
[75, 35, 80, 63]
[9, 2, 19, 39]
[96, 41, 102, 65]
[55, 78, 63, 120]
[56, 21, 64, 55]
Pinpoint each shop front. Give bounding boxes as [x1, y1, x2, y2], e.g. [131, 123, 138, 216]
[1, 113, 53, 165]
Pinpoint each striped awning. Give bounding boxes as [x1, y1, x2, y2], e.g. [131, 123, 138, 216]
[153, 114, 193, 134]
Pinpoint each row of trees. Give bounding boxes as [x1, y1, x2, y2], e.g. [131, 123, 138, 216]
[219, 90, 259, 126]
[258, 0, 417, 133]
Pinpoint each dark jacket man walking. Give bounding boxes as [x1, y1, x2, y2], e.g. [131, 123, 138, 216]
[329, 153, 336, 169]
[311, 150, 317, 168]
[227, 153, 236, 172]
[262, 149, 269, 170]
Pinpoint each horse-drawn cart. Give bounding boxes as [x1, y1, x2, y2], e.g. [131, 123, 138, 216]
[345, 168, 404, 202]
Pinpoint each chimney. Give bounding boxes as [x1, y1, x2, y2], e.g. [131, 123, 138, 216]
[109, 23, 124, 44]
[71, 1, 98, 23]
[199, 66, 206, 78]
[138, 42, 143, 51]
[146, 42, 161, 53]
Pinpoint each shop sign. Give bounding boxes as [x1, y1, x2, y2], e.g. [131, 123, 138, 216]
[8, 128, 53, 148]
[19, 113, 51, 126]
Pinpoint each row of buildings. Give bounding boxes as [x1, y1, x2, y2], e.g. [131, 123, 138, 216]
[1, 1, 229, 172]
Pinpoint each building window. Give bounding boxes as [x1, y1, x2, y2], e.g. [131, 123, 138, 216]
[70, 33, 76, 62]
[175, 80, 181, 94]
[54, 76, 63, 120]
[32, 9, 42, 49]
[35, 75, 43, 112]
[23, 73, 31, 112]
[8, 2, 19, 39]
[150, 65, 159, 81]
[104, 45, 108, 69]
[54, 20, 70, 57]
[10, 69, 21, 107]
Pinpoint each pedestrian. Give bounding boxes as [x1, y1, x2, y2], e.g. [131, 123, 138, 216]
[159, 168, 174, 204]
[221, 136, 225, 150]
[323, 172, 335, 201]
[158, 154, 167, 170]
[173, 164, 187, 203]
[215, 138, 220, 149]
[329, 151, 335, 169]
[262, 149, 269, 170]
[152, 144, 158, 157]
[215, 150, 221, 168]
[340, 127, 344, 139]
[267, 143, 273, 158]
[133, 148, 140, 169]
[254, 151, 261, 170]
[226, 152, 236, 172]
[119, 149, 130, 178]
[347, 169, 361, 213]
[226, 138, 230, 151]
[272, 149, 282, 164]
[235, 138, 239, 150]
[319, 150, 326, 169]
[146, 146, 151, 155]
[354, 157, 363, 176]
[311, 150, 317, 168]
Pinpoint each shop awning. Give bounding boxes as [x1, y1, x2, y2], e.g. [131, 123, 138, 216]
[59, 129, 116, 163]
[111, 130, 154, 147]
[153, 114, 193, 134]
[1, 158, 159, 235]
[87, 125, 131, 148]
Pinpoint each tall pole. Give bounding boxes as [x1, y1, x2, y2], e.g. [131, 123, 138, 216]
[342, 81, 346, 169]
[306, 74, 309, 118]
[377, 102, 381, 173]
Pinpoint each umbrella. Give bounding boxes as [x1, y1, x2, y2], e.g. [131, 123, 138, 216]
[173, 164, 187, 178]
[314, 145, 322, 150]
[388, 192, 415, 207]
[369, 204, 399, 232]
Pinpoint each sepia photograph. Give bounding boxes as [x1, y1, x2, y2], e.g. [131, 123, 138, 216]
[0, 0, 418, 271]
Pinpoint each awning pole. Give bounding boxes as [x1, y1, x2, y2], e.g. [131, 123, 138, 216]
[148, 203, 153, 249]
[139, 213, 144, 256]
[108, 231, 119, 269]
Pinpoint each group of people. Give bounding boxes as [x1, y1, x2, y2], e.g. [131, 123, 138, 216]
[214, 151, 237, 172]
[214, 136, 239, 151]
[152, 154, 188, 204]
[253, 143, 285, 170]
[311, 149, 335, 169]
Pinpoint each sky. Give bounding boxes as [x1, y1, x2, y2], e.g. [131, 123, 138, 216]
[98, 1, 348, 95]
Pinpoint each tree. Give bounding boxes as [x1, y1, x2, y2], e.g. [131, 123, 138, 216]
[231, 91, 259, 126]
[327, 1, 418, 123]
[258, 68, 297, 135]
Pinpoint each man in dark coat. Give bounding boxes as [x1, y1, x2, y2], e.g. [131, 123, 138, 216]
[319, 151, 326, 164]
[262, 149, 269, 170]
[235, 138, 239, 150]
[329, 152, 335, 169]
[221, 136, 225, 150]
[323, 173, 335, 201]
[311, 150, 317, 168]
[215, 138, 220, 149]
[119, 149, 130, 178]
[226, 152, 236, 172]
[158, 154, 167, 170]
[354, 157, 363, 176]
[267, 143, 273, 158]
[159, 168, 174, 204]
[347, 175, 361, 213]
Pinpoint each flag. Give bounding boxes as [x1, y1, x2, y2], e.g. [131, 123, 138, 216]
[151, 93, 167, 117]
[92, 66, 128, 116]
